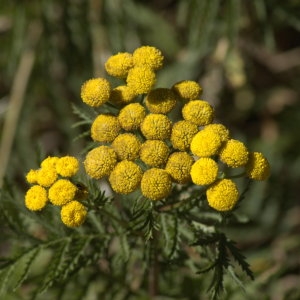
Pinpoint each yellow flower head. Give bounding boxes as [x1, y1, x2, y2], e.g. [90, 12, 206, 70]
[118, 103, 146, 131]
[204, 124, 230, 143]
[165, 152, 194, 184]
[56, 156, 79, 177]
[182, 100, 214, 126]
[172, 80, 202, 100]
[170, 120, 198, 151]
[140, 114, 172, 140]
[190, 129, 222, 157]
[105, 52, 133, 78]
[109, 85, 136, 105]
[61, 200, 87, 227]
[132, 46, 164, 70]
[41, 156, 59, 169]
[26, 169, 39, 184]
[36, 167, 58, 187]
[91, 114, 121, 143]
[219, 139, 249, 168]
[141, 168, 172, 201]
[145, 88, 177, 114]
[25, 185, 48, 211]
[140, 140, 170, 167]
[126, 66, 156, 95]
[84, 146, 117, 179]
[81, 78, 111, 107]
[112, 133, 141, 161]
[109, 160, 143, 194]
[246, 152, 270, 181]
[206, 179, 239, 211]
[48, 179, 77, 206]
[190, 158, 218, 185]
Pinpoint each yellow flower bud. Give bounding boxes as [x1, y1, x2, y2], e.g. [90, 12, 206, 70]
[109, 85, 137, 105]
[48, 179, 77, 206]
[246, 152, 270, 181]
[190, 158, 218, 185]
[118, 103, 146, 131]
[112, 133, 141, 161]
[56, 156, 79, 177]
[204, 123, 230, 143]
[25, 185, 48, 211]
[140, 140, 170, 167]
[132, 46, 164, 70]
[36, 167, 58, 187]
[172, 80, 202, 100]
[105, 52, 133, 78]
[40, 156, 59, 169]
[61, 200, 87, 227]
[26, 169, 39, 184]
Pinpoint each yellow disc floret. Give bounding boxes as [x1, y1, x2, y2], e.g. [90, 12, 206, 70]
[105, 52, 133, 78]
[81, 78, 111, 107]
[219, 139, 249, 168]
[246, 152, 270, 181]
[140, 140, 170, 167]
[204, 124, 230, 143]
[109, 160, 143, 194]
[36, 167, 58, 187]
[56, 156, 79, 177]
[109, 85, 136, 105]
[182, 100, 214, 126]
[26, 169, 39, 184]
[48, 179, 77, 206]
[141, 168, 172, 201]
[140, 114, 172, 140]
[132, 46, 164, 70]
[84, 146, 117, 179]
[206, 179, 239, 211]
[165, 152, 194, 183]
[40, 156, 59, 169]
[190, 158, 218, 185]
[91, 114, 121, 143]
[25, 185, 48, 211]
[60, 200, 87, 227]
[118, 103, 146, 131]
[112, 133, 141, 161]
[172, 80, 202, 100]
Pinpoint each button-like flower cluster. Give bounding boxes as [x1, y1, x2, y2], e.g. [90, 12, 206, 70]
[81, 45, 270, 210]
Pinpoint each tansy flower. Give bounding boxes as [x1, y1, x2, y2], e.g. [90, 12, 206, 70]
[165, 152, 194, 183]
[190, 129, 222, 157]
[81, 78, 111, 107]
[246, 152, 270, 181]
[109, 85, 136, 105]
[172, 80, 202, 100]
[141, 168, 172, 201]
[60, 200, 87, 227]
[26, 169, 39, 184]
[132, 46, 164, 70]
[36, 167, 58, 187]
[109, 160, 143, 194]
[112, 133, 141, 161]
[40, 156, 59, 169]
[118, 103, 146, 131]
[126, 66, 156, 95]
[140, 114, 172, 140]
[190, 158, 218, 185]
[182, 100, 214, 126]
[91, 114, 121, 143]
[25, 185, 48, 211]
[48, 179, 77, 206]
[145, 88, 177, 114]
[84, 146, 117, 179]
[206, 179, 239, 211]
[204, 124, 230, 143]
[105, 52, 133, 78]
[219, 139, 249, 168]
[171, 120, 198, 151]
[140, 140, 169, 167]
[56, 156, 79, 177]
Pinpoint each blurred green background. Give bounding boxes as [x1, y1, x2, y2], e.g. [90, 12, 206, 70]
[1, 0, 300, 299]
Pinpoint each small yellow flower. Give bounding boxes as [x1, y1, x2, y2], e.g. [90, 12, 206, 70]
[145, 88, 177, 114]
[36, 167, 58, 187]
[190, 158, 218, 185]
[91, 114, 121, 143]
[170, 120, 198, 151]
[140, 114, 172, 140]
[118, 103, 146, 131]
[112, 133, 141, 161]
[140, 140, 169, 167]
[204, 124, 230, 143]
[126, 66, 156, 95]
[190, 129, 222, 157]
[105, 52, 133, 78]
[219, 139, 249, 168]
[109, 85, 137, 105]
[182, 100, 214, 126]
[84, 146, 117, 179]
[41, 156, 59, 169]
[109, 160, 143, 194]
[48, 179, 77, 206]
[141, 168, 172, 201]
[26, 169, 39, 184]
[132, 46, 164, 70]
[246, 152, 270, 181]
[206, 179, 239, 211]
[61, 200, 87, 227]
[56, 156, 79, 177]
[172, 80, 202, 100]
[165, 152, 194, 183]
[25, 185, 48, 211]
[81, 78, 111, 107]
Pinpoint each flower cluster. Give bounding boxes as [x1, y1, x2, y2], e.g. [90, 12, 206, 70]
[24, 156, 88, 227]
[81, 45, 270, 211]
